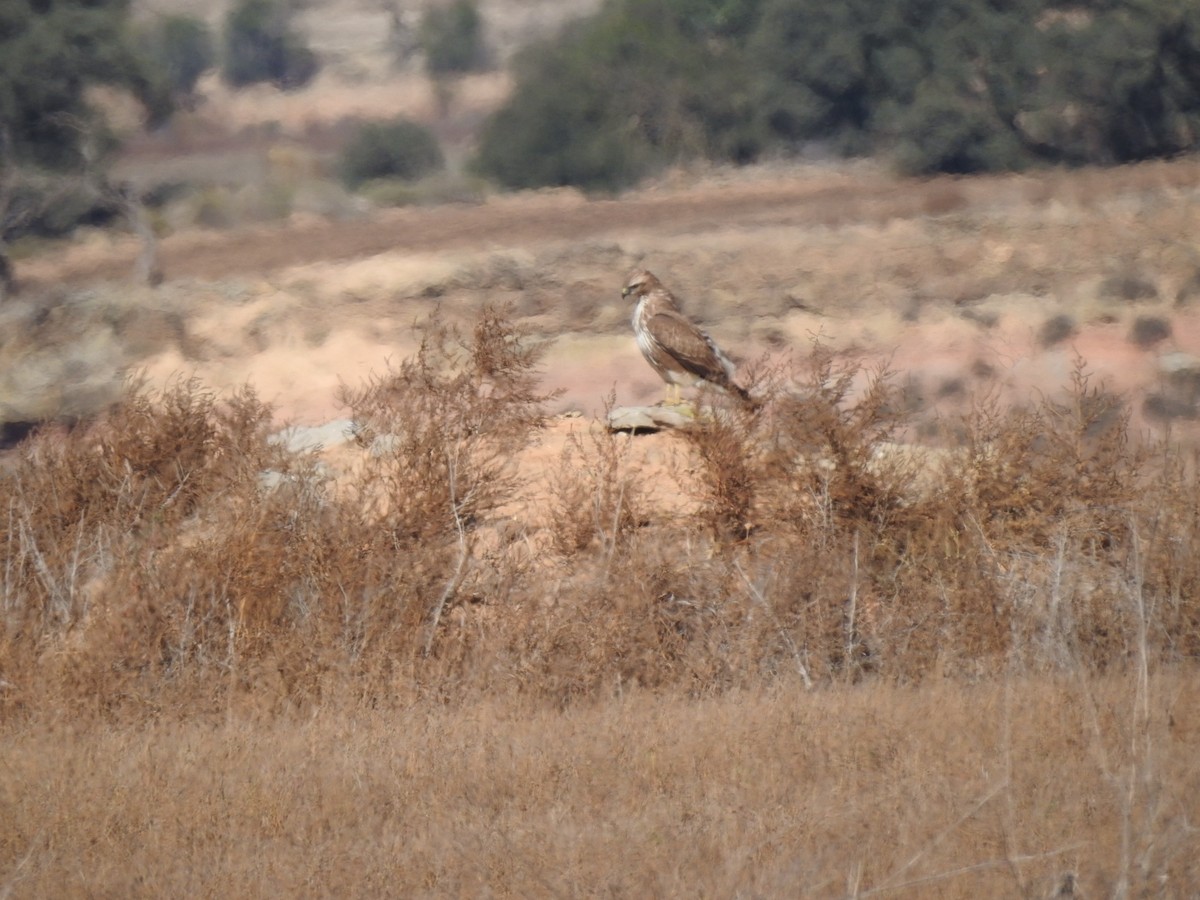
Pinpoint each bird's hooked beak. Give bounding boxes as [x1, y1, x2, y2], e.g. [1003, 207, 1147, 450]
[621, 286, 632, 298]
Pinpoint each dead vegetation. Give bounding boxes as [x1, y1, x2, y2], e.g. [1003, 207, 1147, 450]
[1, 303, 1198, 893]
[3, 306, 1198, 701]
[2, 673, 1196, 897]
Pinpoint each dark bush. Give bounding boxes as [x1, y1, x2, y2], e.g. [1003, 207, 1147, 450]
[0, 173, 121, 241]
[144, 14, 215, 98]
[1038, 313, 1077, 348]
[1029, 5, 1200, 164]
[1129, 315, 1172, 348]
[221, 0, 318, 90]
[1101, 272, 1159, 303]
[420, 0, 487, 76]
[888, 79, 1030, 176]
[472, 41, 652, 192]
[749, 0, 1040, 172]
[338, 118, 445, 188]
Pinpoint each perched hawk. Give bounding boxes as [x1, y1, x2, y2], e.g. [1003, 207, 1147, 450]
[621, 268, 752, 406]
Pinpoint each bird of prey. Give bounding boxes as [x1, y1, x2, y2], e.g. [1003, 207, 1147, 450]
[621, 268, 752, 407]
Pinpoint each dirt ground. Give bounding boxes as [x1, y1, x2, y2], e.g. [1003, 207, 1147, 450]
[17, 157, 1200, 443]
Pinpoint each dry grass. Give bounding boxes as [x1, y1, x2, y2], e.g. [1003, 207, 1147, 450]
[1, 675, 1196, 897]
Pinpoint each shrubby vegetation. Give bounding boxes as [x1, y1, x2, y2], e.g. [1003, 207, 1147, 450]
[476, 0, 1200, 190]
[0, 0, 173, 294]
[475, 0, 761, 191]
[419, 0, 488, 76]
[0, 0, 324, 286]
[0, 0, 170, 171]
[140, 14, 216, 101]
[1, 307, 1197, 713]
[221, 0, 319, 90]
[338, 118, 445, 188]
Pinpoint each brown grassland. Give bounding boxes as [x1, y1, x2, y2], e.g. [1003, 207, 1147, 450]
[4, 152, 1200, 895]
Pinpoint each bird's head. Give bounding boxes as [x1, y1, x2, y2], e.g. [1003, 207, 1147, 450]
[621, 269, 658, 300]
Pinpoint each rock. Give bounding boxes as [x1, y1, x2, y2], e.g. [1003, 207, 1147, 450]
[257, 462, 333, 493]
[606, 405, 696, 433]
[1158, 351, 1200, 377]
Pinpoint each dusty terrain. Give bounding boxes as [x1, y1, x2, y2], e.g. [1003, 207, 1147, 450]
[15, 157, 1200, 438]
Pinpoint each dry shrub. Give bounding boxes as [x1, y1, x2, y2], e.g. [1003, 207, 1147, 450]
[508, 535, 750, 702]
[1176, 268, 1200, 306]
[328, 304, 556, 672]
[339, 304, 550, 535]
[678, 401, 759, 540]
[562, 352, 1189, 685]
[1099, 270, 1159, 303]
[1, 309, 1199, 716]
[544, 398, 646, 557]
[0, 307, 558, 712]
[758, 345, 913, 529]
[0, 377, 291, 709]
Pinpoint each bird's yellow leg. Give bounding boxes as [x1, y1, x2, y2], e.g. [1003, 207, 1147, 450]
[667, 383, 699, 418]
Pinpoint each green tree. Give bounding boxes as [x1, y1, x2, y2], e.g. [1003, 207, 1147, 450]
[474, 0, 765, 192]
[1025, 2, 1200, 163]
[221, 0, 319, 90]
[0, 0, 169, 170]
[0, 0, 171, 296]
[420, 0, 487, 76]
[474, 0, 1200, 190]
[143, 14, 216, 101]
[749, 0, 1043, 171]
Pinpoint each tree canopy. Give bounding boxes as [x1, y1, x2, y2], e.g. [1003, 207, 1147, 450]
[141, 13, 216, 100]
[420, 0, 487, 76]
[474, 0, 1200, 190]
[221, 0, 318, 90]
[0, 0, 176, 295]
[0, 0, 169, 171]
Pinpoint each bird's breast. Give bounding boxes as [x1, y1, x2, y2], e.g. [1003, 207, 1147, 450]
[633, 299, 666, 371]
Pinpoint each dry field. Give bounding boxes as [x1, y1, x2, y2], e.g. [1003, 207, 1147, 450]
[3, 676, 1197, 897]
[4, 156, 1200, 896]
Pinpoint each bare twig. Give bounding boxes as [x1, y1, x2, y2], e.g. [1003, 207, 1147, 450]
[872, 780, 1009, 893]
[423, 444, 472, 657]
[734, 559, 813, 690]
[845, 527, 860, 674]
[855, 842, 1086, 898]
[600, 430, 633, 580]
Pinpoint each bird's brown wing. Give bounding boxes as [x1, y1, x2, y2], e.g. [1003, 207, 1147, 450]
[645, 310, 732, 384]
